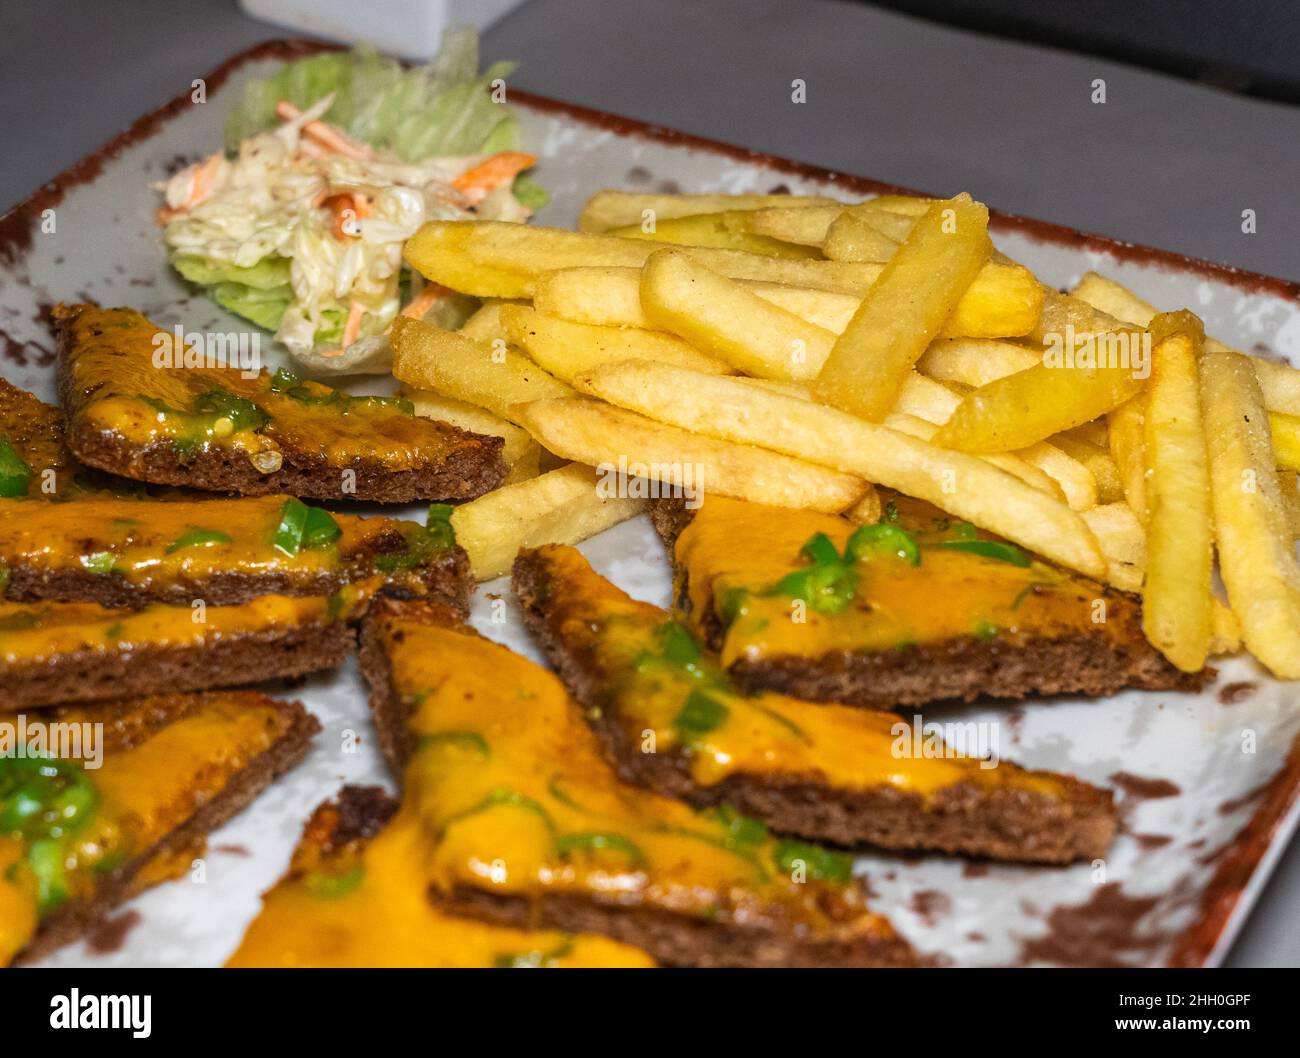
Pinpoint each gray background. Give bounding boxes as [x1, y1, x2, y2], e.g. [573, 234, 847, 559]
[2, 0, 1296, 966]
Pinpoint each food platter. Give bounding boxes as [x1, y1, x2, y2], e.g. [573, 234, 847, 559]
[2, 39, 1298, 968]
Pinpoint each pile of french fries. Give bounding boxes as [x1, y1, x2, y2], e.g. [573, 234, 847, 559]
[390, 188, 1300, 680]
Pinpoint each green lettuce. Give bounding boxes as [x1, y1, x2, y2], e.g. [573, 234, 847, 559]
[171, 253, 291, 290]
[223, 30, 520, 161]
[209, 282, 293, 332]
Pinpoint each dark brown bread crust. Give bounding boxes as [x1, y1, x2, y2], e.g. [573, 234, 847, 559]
[357, 599, 920, 967]
[3, 537, 474, 614]
[443, 887, 918, 969]
[317, 785, 399, 848]
[512, 551, 1117, 864]
[4, 620, 352, 710]
[64, 417, 506, 503]
[14, 694, 321, 964]
[649, 498, 1202, 707]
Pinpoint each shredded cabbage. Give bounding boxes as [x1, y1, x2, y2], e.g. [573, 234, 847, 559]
[157, 30, 544, 375]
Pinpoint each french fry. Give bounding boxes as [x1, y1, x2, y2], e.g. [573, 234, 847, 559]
[814, 194, 993, 420]
[639, 251, 837, 380]
[458, 300, 518, 345]
[606, 211, 820, 258]
[1081, 502, 1145, 568]
[821, 211, 899, 264]
[1107, 396, 1148, 521]
[939, 260, 1044, 340]
[917, 339, 1039, 387]
[404, 221, 882, 298]
[1200, 347, 1300, 678]
[390, 316, 573, 424]
[578, 190, 838, 233]
[1017, 442, 1098, 511]
[933, 346, 1145, 453]
[864, 195, 934, 217]
[450, 462, 645, 580]
[883, 411, 1065, 501]
[743, 205, 851, 246]
[1072, 271, 1300, 417]
[1141, 313, 1213, 672]
[404, 387, 540, 469]
[1050, 432, 1125, 504]
[576, 359, 1107, 577]
[499, 304, 731, 382]
[513, 397, 867, 513]
[1210, 599, 1243, 656]
[1279, 470, 1300, 537]
[843, 486, 884, 526]
[1270, 412, 1300, 471]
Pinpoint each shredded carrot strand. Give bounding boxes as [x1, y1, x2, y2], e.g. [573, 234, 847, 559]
[451, 151, 537, 203]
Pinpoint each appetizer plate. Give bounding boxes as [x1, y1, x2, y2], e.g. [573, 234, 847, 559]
[2, 40, 1298, 969]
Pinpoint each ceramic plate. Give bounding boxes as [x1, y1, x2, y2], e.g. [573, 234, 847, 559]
[2, 40, 1298, 969]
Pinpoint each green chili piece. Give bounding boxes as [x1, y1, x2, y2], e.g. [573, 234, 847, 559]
[773, 839, 853, 884]
[929, 539, 1030, 566]
[271, 497, 310, 556]
[846, 522, 921, 566]
[301, 506, 342, 550]
[0, 438, 32, 497]
[165, 527, 234, 554]
[674, 688, 730, 742]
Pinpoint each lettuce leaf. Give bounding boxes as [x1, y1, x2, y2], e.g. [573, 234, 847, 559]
[209, 282, 293, 332]
[223, 30, 520, 161]
[511, 173, 550, 211]
[171, 253, 291, 290]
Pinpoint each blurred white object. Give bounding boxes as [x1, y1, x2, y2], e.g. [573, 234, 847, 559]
[238, 0, 529, 60]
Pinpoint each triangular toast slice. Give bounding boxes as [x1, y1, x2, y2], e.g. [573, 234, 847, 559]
[513, 543, 1118, 864]
[4, 690, 319, 965]
[55, 303, 504, 501]
[358, 597, 918, 968]
[650, 494, 1199, 707]
[228, 785, 655, 968]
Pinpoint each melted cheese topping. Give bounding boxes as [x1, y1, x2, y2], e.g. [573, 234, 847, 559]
[526, 545, 1067, 797]
[58, 304, 470, 470]
[0, 692, 296, 965]
[0, 380, 70, 496]
[676, 495, 1144, 666]
[0, 578, 377, 667]
[368, 605, 895, 943]
[228, 798, 654, 968]
[0, 495, 403, 591]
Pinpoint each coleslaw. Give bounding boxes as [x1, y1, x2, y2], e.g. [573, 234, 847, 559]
[155, 31, 543, 375]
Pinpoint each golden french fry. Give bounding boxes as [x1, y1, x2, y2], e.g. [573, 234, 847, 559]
[843, 486, 883, 525]
[1141, 313, 1213, 672]
[450, 462, 645, 580]
[577, 359, 1107, 577]
[814, 194, 993, 420]
[606, 211, 821, 258]
[1201, 347, 1300, 678]
[1270, 412, 1300, 471]
[883, 411, 1065, 501]
[404, 387, 539, 469]
[390, 316, 573, 423]
[499, 304, 730, 382]
[1017, 442, 1098, 511]
[578, 190, 838, 233]
[1072, 271, 1300, 417]
[1279, 470, 1300, 537]
[917, 339, 1039, 387]
[404, 221, 882, 298]
[1050, 432, 1125, 504]
[459, 300, 518, 345]
[640, 251, 836, 380]
[743, 205, 850, 246]
[939, 261, 1044, 340]
[1209, 599, 1243, 656]
[821, 212, 898, 264]
[933, 347, 1146, 453]
[1107, 396, 1147, 521]
[514, 397, 867, 513]
[1081, 502, 1145, 568]
[864, 195, 934, 217]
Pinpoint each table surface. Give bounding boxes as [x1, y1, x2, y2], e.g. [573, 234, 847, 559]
[3, 0, 1297, 967]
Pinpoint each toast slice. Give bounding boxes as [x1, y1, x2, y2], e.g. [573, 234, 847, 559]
[55, 303, 505, 501]
[4, 690, 320, 965]
[650, 494, 1200, 707]
[358, 597, 919, 967]
[513, 545, 1118, 863]
[0, 494, 471, 612]
[228, 785, 655, 967]
[0, 577, 385, 709]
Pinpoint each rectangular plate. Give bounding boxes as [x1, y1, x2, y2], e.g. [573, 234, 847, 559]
[3, 40, 1298, 968]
